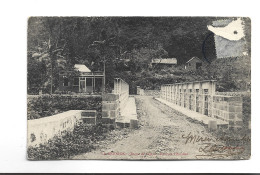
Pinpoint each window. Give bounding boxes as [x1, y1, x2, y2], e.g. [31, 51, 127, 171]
[196, 62, 202, 69]
[63, 77, 69, 86]
[86, 78, 92, 86]
[73, 77, 79, 86]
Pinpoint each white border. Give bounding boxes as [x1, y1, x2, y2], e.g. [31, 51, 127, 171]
[0, 0, 259, 173]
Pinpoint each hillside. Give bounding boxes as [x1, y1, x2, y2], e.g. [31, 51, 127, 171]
[27, 17, 251, 94]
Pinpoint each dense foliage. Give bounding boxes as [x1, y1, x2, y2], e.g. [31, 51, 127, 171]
[27, 123, 114, 160]
[28, 17, 251, 94]
[27, 95, 102, 120]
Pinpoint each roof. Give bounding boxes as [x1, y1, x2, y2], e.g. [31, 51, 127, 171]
[74, 64, 91, 72]
[152, 58, 177, 64]
[186, 57, 202, 63]
[161, 80, 217, 86]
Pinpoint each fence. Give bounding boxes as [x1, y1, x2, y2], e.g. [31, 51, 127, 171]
[113, 78, 129, 111]
[160, 80, 243, 129]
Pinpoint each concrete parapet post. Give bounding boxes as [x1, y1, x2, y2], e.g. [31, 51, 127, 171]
[102, 93, 119, 126]
[130, 119, 138, 129]
[208, 120, 217, 131]
[212, 95, 243, 129]
[81, 110, 97, 125]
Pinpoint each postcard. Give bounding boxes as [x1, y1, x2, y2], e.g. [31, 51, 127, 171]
[27, 17, 251, 160]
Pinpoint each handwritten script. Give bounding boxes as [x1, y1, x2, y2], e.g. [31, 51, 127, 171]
[196, 143, 245, 159]
[181, 132, 250, 159]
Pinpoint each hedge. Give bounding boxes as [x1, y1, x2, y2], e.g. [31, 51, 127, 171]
[27, 123, 114, 160]
[27, 95, 102, 120]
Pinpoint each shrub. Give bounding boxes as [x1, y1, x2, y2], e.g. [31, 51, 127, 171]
[27, 123, 112, 160]
[27, 95, 102, 120]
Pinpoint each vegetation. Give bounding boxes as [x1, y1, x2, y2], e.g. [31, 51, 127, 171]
[27, 123, 114, 160]
[27, 95, 101, 120]
[28, 17, 251, 94]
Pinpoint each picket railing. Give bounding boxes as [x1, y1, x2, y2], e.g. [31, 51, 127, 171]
[160, 80, 243, 129]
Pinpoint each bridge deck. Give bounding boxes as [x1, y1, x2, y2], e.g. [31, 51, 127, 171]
[116, 97, 137, 123]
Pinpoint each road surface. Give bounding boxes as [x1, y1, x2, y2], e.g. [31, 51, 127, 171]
[73, 96, 248, 160]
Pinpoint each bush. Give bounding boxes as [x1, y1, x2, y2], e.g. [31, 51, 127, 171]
[27, 123, 112, 160]
[27, 95, 102, 120]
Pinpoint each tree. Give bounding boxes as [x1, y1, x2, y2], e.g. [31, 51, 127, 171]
[88, 30, 119, 93]
[27, 17, 79, 94]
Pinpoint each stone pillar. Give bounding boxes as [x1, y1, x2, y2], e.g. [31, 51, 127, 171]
[227, 96, 243, 130]
[102, 93, 119, 126]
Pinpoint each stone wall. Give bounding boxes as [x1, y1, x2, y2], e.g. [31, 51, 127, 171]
[101, 93, 119, 125]
[212, 95, 243, 129]
[27, 110, 82, 147]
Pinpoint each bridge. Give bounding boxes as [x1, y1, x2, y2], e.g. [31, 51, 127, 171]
[157, 80, 243, 130]
[102, 78, 138, 128]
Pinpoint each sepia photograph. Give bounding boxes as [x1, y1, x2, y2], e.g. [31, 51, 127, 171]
[27, 17, 251, 160]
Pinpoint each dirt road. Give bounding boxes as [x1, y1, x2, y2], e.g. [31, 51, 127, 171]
[73, 96, 246, 160]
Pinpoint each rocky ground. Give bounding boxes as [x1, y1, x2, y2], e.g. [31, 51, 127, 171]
[73, 96, 250, 160]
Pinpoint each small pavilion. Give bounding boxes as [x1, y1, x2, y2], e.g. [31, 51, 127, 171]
[59, 64, 104, 94]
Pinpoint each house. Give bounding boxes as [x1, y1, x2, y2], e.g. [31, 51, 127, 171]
[185, 57, 204, 70]
[59, 64, 104, 94]
[151, 58, 177, 68]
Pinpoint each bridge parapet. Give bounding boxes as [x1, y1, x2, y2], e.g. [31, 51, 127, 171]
[27, 110, 83, 147]
[113, 78, 129, 111]
[102, 78, 129, 125]
[160, 80, 243, 129]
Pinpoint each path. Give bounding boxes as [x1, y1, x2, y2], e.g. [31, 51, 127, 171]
[73, 96, 243, 160]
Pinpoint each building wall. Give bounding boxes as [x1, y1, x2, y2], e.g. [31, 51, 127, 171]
[59, 75, 73, 92]
[59, 75, 103, 93]
[185, 58, 204, 71]
[152, 63, 176, 69]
